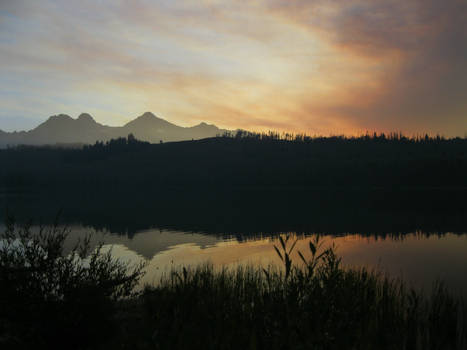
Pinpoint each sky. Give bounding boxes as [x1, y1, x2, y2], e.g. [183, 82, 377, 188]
[0, 0, 466, 136]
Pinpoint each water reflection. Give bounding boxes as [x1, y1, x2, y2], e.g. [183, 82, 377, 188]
[2, 187, 467, 294]
[53, 226, 467, 294]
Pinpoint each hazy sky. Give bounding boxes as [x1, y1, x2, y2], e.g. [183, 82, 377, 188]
[1, 0, 466, 135]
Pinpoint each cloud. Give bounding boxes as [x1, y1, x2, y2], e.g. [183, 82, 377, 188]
[265, 0, 467, 135]
[0, 0, 466, 135]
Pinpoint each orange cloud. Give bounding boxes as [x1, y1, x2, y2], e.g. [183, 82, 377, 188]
[0, 0, 466, 136]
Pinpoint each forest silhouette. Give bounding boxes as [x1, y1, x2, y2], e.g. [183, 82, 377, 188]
[3, 131, 467, 189]
[1, 132, 467, 237]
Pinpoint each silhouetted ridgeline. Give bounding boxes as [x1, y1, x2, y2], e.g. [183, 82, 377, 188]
[1, 132, 467, 190]
[0, 112, 228, 147]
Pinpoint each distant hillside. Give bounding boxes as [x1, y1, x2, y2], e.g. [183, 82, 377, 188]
[2, 132, 467, 190]
[2, 133, 467, 233]
[0, 112, 228, 147]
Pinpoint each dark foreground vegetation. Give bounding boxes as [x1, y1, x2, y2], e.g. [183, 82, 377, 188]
[1, 222, 466, 349]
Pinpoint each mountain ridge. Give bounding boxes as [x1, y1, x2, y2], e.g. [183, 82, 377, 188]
[0, 112, 229, 147]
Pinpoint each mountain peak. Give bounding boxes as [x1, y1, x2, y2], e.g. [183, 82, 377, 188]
[47, 114, 73, 122]
[77, 113, 95, 123]
[0, 112, 230, 147]
[193, 121, 218, 130]
[141, 112, 157, 119]
[128, 112, 164, 124]
[125, 112, 175, 129]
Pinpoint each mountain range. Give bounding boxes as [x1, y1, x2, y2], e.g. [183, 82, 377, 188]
[0, 112, 229, 147]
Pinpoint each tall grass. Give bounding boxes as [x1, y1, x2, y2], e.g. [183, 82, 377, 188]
[139, 235, 466, 350]
[1, 222, 466, 349]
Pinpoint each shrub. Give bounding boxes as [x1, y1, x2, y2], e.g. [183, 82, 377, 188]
[0, 216, 145, 349]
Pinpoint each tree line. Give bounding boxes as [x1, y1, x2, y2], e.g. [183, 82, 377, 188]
[1, 132, 466, 190]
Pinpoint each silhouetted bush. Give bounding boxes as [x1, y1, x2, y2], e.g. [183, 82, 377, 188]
[0, 216, 145, 350]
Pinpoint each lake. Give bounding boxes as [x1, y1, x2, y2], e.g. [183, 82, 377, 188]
[2, 190, 467, 295]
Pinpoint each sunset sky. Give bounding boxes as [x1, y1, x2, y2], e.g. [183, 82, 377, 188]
[0, 0, 466, 136]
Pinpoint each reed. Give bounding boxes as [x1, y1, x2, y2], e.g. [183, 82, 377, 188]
[139, 234, 467, 349]
[1, 221, 466, 349]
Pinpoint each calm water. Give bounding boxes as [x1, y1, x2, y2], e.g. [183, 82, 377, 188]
[2, 192, 467, 294]
[25, 225, 466, 295]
